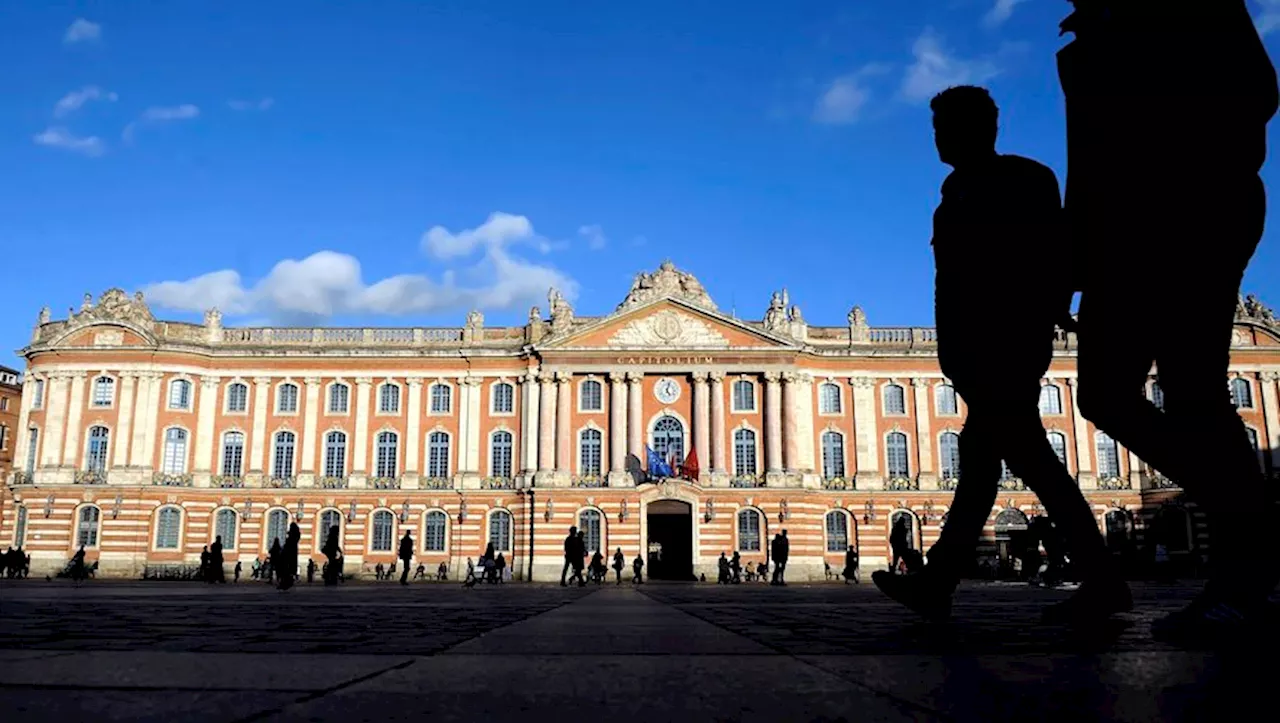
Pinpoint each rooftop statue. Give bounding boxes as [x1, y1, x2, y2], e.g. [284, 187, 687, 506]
[616, 260, 718, 312]
[68, 289, 155, 330]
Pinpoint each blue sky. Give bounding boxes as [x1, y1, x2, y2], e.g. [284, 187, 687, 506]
[5, 1, 1280, 370]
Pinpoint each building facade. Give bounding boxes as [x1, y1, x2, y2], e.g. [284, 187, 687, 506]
[4, 264, 1280, 581]
[0, 365, 20, 481]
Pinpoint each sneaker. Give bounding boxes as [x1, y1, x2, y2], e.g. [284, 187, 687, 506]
[1041, 578, 1133, 626]
[871, 569, 954, 621]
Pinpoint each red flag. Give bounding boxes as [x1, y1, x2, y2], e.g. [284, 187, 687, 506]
[683, 447, 700, 481]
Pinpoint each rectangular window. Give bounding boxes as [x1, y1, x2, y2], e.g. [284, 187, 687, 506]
[14, 506, 27, 547]
[33, 379, 45, 408]
[492, 383, 514, 414]
[0, 397, 8, 411]
[25, 428, 38, 474]
[826, 513, 849, 552]
[425, 512, 447, 552]
[738, 511, 761, 552]
[0, 425, 7, 451]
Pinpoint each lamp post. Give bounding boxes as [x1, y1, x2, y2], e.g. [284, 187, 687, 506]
[863, 499, 877, 525]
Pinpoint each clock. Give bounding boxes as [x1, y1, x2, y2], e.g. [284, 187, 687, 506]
[654, 377, 681, 404]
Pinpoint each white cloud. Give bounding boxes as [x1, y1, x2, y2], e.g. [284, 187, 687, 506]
[64, 18, 101, 44]
[229, 98, 275, 111]
[900, 28, 1000, 103]
[578, 224, 607, 250]
[143, 213, 579, 324]
[1255, 0, 1280, 35]
[123, 104, 201, 141]
[984, 0, 1028, 28]
[33, 126, 104, 156]
[53, 86, 118, 118]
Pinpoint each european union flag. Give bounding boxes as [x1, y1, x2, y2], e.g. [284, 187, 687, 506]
[647, 445, 674, 479]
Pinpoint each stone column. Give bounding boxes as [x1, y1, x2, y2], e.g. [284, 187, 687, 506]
[112, 372, 137, 470]
[11, 375, 36, 479]
[61, 372, 88, 468]
[912, 378, 936, 489]
[137, 373, 162, 474]
[522, 372, 540, 479]
[794, 373, 817, 479]
[299, 377, 322, 485]
[537, 375, 556, 478]
[710, 372, 727, 477]
[193, 375, 221, 486]
[250, 377, 272, 477]
[352, 377, 372, 478]
[128, 373, 156, 473]
[764, 371, 784, 481]
[462, 376, 483, 487]
[607, 372, 630, 486]
[1260, 371, 1280, 471]
[627, 373, 644, 462]
[781, 372, 799, 475]
[692, 371, 710, 484]
[1067, 379, 1095, 488]
[40, 374, 68, 469]
[851, 377, 882, 489]
[555, 373, 573, 479]
[405, 378, 423, 483]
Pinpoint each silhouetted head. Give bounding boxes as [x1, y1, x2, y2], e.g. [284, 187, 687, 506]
[930, 85, 999, 168]
[569, 526, 577, 534]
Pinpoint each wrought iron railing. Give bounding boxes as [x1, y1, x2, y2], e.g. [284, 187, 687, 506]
[572, 475, 606, 488]
[317, 476, 349, 489]
[886, 476, 918, 491]
[481, 476, 515, 490]
[266, 476, 297, 489]
[369, 476, 401, 490]
[152, 472, 193, 487]
[422, 477, 452, 490]
[939, 477, 959, 491]
[212, 475, 244, 488]
[74, 470, 108, 485]
[821, 476, 855, 490]
[998, 477, 1026, 491]
[1099, 476, 1131, 491]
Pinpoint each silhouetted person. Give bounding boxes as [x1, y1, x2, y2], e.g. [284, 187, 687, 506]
[398, 531, 414, 585]
[569, 532, 587, 587]
[888, 517, 910, 574]
[844, 546, 860, 584]
[234, 560, 242, 582]
[730, 551, 742, 584]
[632, 554, 644, 584]
[560, 526, 578, 586]
[200, 545, 211, 581]
[321, 525, 342, 586]
[613, 547, 625, 585]
[279, 523, 300, 590]
[496, 552, 507, 583]
[873, 85, 1128, 625]
[210, 536, 226, 583]
[69, 545, 87, 581]
[770, 532, 789, 585]
[1059, 0, 1278, 641]
[307, 558, 317, 583]
[718, 552, 730, 584]
[268, 539, 282, 584]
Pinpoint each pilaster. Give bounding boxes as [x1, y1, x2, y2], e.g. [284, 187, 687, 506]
[193, 375, 221, 486]
[112, 372, 137, 470]
[60, 371, 88, 467]
[11, 375, 36, 478]
[709, 371, 727, 479]
[607, 371, 632, 487]
[522, 372, 540, 477]
[912, 378, 936, 489]
[555, 372, 573, 480]
[851, 376, 882, 489]
[249, 377, 272, 476]
[128, 372, 155, 472]
[299, 377, 322, 484]
[137, 372, 162, 474]
[405, 378, 424, 479]
[537, 375, 556, 482]
[626, 372, 644, 463]
[352, 377, 373, 478]
[1260, 371, 1280, 472]
[764, 371, 784, 485]
[461, 376, 483, 487]
[1067, 379, 1096, 489]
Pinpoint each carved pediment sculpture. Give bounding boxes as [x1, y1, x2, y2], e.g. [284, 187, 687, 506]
[1238, 293, 1277, 326]
[67, 289, 155, 332]
[616, 260, 718, 312]
[608, 309, 730, 348]
[548, 287, 575, 336]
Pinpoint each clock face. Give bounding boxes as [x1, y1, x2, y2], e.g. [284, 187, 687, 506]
[654, 377, 681, 404]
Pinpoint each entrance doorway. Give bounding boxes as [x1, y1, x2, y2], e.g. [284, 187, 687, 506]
[646, 499, 694, 581]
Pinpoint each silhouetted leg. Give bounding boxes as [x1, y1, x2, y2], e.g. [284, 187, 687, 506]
[925, 407, 1002, 584]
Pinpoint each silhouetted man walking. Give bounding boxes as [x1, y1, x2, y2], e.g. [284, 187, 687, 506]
[398, 531, 414, 586]
[1059, 0, 1278, 641]
[560, 526, 577, 587]
[873, 86, 1129, 624]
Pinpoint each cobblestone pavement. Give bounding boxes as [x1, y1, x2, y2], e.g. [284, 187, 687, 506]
[0, 579, 1272, 722]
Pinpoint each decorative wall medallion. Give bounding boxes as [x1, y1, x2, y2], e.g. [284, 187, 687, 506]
[94, 330, 124, 346]
[654, 313, 681, 341]
[654, 377, 681, 404]
[608, 309, 730, 348]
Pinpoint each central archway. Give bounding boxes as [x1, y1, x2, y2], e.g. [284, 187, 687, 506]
[646, 499, 694, 581]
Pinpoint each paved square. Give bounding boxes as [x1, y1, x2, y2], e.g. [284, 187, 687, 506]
[0, 580, 1269, 721]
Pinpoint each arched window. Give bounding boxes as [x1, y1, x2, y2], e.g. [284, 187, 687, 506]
[936, 384, 958, 415]
[424, 510, 447, 552]
[430, 383, 451, 413]
[994, 508, 1029, 543]
[155, 506, 182, 549]
[265, 509, 289, 549]
[889, 510, 916, 550]
[579, 428, 603, 476]
[1095, 431, 1120, 478]
[1247, 426, 1261, 453]
[168, 379, 192, 410]
[375, 431, 398, 478]
[92, 376, 114, 407]
[427, 431, 450, 478]
[1231, 378, 1254, 409]
[1038, 384, 1062, 415]
[733, 428, 757, 476]
[221, 431, 245, 477]
[492, 382, 514, 414]
[328, 383, 349, 414]
[272, 431, 296, 479]
[161, 428, 188, 475]
[732, 379, 755, 412]
[821, 430, 845, 479]
[653, 416, 684, 464]
[579, 509, 603, 553]
[885, 432, 910, 477]
[277, 383, 299, 413]
[14, 506, 28, 547]
[76, 505, 101, 548]
[319, 510, 342, 549]
[939, 431, 961, 479]
[580, 379, 603, 411]
[85, 426, 110, 473]
[1149, 380, 1164, 411]
[371, 510, 394, 552]
[226, 382, 248, 413]
[1047, 431, 1068, 468]
[737, 508, 763, 552]
[883, 384, 906, 415]
[215, 508, 237, 549]
[819, 383, 841, 414]
[491, 430, 513, 478]
[323, 431, 347, 478]
[825, 510, 850, 552]
[379, 383, 401, 414]
[489, 510, 512, 552]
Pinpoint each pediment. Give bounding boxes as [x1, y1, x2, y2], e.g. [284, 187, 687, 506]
[540, 298, 796, 350]
[57, 323, 156, 349]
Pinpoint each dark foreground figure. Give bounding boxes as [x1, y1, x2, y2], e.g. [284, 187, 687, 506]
[1061, 0, 1279, 641]
[873, 85, 1128, 625]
